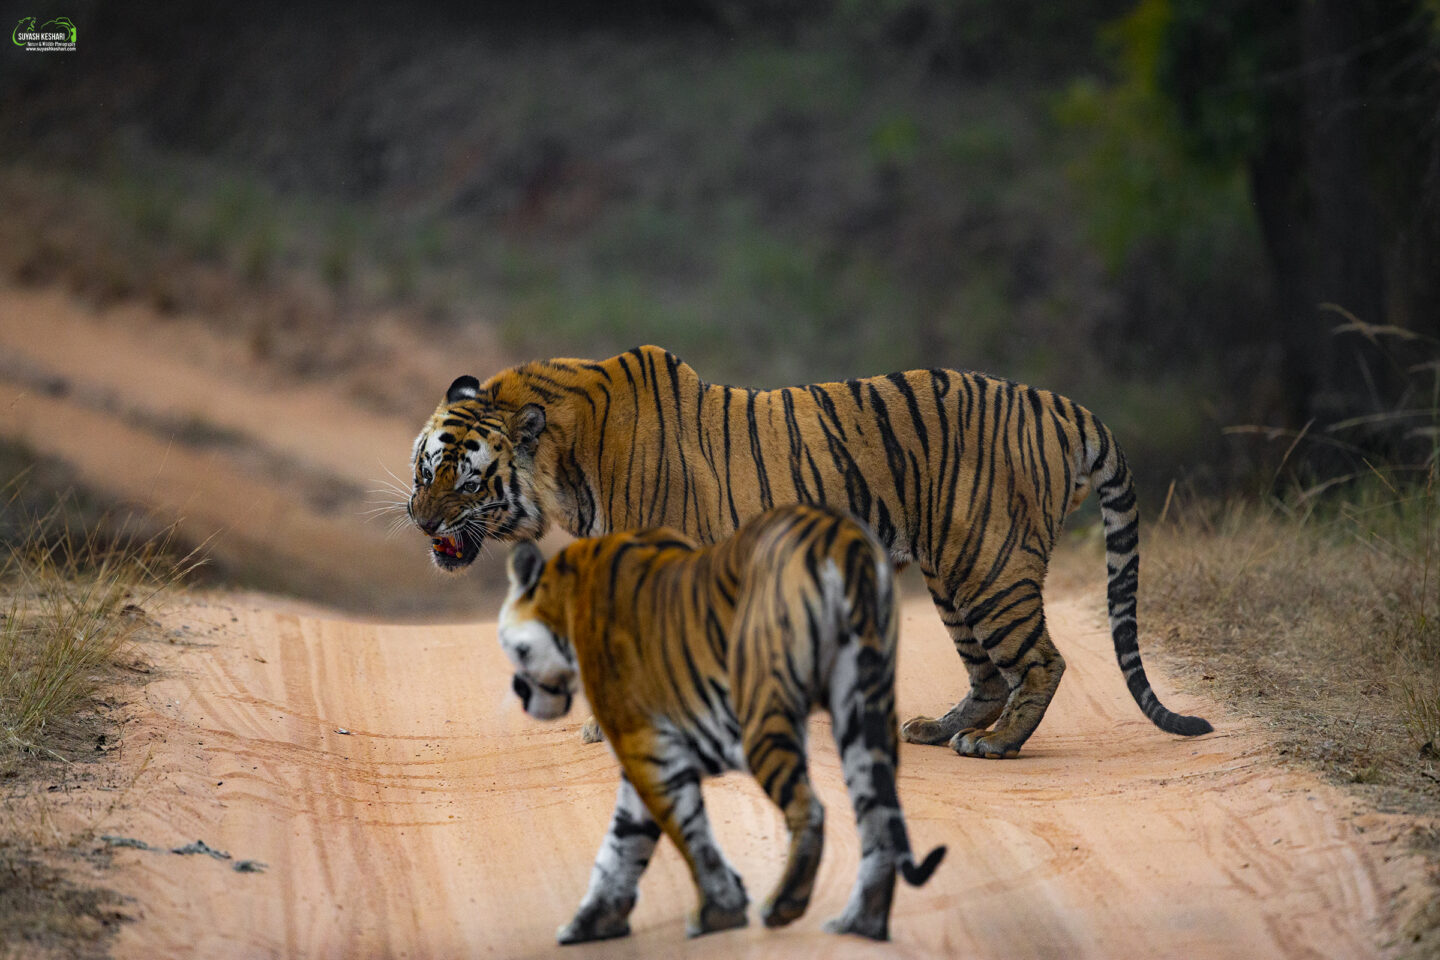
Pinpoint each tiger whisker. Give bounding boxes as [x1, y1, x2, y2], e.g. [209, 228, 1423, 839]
[378, 459, 414, 491]
[361, 502, 413, 529]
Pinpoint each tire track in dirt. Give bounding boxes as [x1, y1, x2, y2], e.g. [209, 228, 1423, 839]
[2, 283, 1420, 957]
[84, 589, 1417, 960]
[0, 283, 503, 615]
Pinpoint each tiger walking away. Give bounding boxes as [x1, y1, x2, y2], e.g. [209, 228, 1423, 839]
[497, 504, 946, 942]
[408, 345, 1211, 758]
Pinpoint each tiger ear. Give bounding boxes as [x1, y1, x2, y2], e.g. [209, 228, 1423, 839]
[509, 403, 547, 455]
[446, 375, 481, 404]
[507, 540, 545, 593]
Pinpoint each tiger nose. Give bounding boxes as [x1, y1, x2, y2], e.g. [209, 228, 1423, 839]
[417, 516, 441, 535]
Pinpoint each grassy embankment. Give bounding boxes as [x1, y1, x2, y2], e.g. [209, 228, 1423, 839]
[1149, 480, 1439, 799]
[1, 453, 202, 959]
[1133, 468, 1440, 953]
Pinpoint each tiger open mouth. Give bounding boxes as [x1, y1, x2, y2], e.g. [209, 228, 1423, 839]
[430, 531, 479, 570]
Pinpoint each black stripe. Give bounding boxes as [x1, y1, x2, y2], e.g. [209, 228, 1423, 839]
[746, 391, 774, 510]
[885, 371, 930, 450]
[781, 390, 811, 501]
[720, 387, 741, 531]
[646, 350, 672, 526]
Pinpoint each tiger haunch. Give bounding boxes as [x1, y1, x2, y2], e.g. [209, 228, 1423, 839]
[411, 345, 1211, 755]
[497, 505, 945, 942]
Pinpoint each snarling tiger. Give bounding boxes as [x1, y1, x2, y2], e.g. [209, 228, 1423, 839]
[409, 345, 1211, 758]
[498, 504, 945, 942]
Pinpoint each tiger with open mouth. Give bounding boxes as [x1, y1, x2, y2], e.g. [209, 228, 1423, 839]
[409, 395, 546, 570]
[408, 345, 1211, 758]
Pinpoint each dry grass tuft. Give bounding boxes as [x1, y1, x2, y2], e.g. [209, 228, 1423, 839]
[1, 481, 204, 768]
[0, 478, 203, 958]
[1145, 473, 1440, 807]
[1140, 473, 1440, 954]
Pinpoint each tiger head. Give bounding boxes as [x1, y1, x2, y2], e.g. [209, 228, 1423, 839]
[498, 541, 577, 720]
[409, 375, 549, 571]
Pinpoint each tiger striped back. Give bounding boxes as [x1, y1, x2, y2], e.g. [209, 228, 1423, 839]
[497, 504, 944, 942]
[411, 345, 1211, 756]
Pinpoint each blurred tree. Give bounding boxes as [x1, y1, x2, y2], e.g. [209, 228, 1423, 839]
[1158, 0, 1440, 434]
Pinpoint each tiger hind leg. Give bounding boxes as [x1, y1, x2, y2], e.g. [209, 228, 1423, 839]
[824, 637, 905, 940]
[950, 587, 1065, 759]
[557, 776, 658, 944]
[900, 578, 1007, 746]
[742, 706, 824, 929]
[624, 750, 748, 938]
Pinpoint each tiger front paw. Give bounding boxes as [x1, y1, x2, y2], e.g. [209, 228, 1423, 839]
[579, 716, 605, 744]
[822, 911, 889, 941]
[949, 727, 1020, 759]
[557, 902, 631, 944]
[686, 872, 749, 938]
[900, 715, 957, 746]
[760, 891, 810, 928]
[686, 898, 748, 938]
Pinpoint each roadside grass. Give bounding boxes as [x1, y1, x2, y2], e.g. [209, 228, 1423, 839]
[1, 497, 200, 766]
[1146, 476, 1439, 805]
[0, 475, 203, 958]
[1139, 474, 1440, 953]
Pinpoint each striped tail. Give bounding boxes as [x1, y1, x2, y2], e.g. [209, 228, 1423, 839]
[1084, 413, 1212, 737]
[900, 844, 947, 886]
[837, 527, 947, 891]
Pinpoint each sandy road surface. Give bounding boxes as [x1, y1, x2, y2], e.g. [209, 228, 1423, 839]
[0, 284, 504, 613]
[85, 587, 1408, 960]
[0, 284, 1418, 957]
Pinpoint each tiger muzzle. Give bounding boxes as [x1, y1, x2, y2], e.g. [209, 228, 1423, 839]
[511, 672, 574, 720]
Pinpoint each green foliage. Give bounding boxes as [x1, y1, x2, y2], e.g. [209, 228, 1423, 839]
[1154, 0, 1298, 166]
[497, 209, 925, 386]
[1, 3, 1259, 489]
[868, 115, 921, 169]
[243, 214, 282, 282]
[109, 170, 178, 243]
[1054, 0, 1257, 273]
[183, 178, 281, 272]
[826, 0, 1133, 77]
[321, 212, 360, 290]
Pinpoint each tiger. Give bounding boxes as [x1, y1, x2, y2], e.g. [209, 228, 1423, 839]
[497, 503, 946, 942]
[409, 345, 1212, 759]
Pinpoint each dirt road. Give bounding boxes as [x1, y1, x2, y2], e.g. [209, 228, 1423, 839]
[84, 585, 1408, 960]
[0, 284, 1415, 957]
[0, 284, 506, 614]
